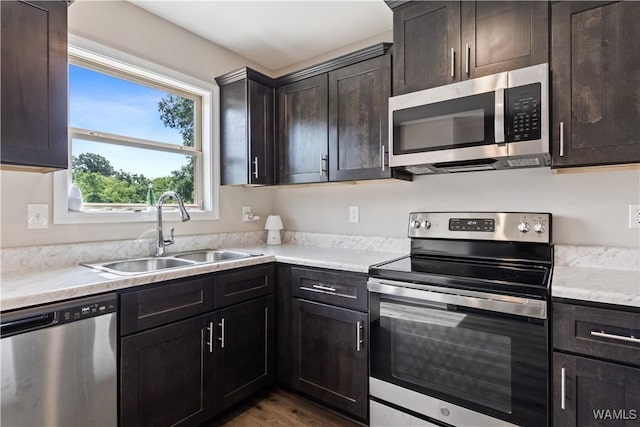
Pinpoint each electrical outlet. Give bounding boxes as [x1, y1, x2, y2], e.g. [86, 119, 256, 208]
[242, 206, 259, 222]
[349, 206, 360, 224]
[28, 204, 48, 229]
[629, 205, 640, 229]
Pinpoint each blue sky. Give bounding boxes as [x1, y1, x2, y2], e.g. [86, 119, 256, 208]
[69, 64, 192, 178]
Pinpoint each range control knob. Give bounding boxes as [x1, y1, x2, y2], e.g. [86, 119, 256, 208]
[422, 220, 432, 230]
[533, 222, 545, 234]
[517, 221, 530, 233]
[411, 220, 421, 229]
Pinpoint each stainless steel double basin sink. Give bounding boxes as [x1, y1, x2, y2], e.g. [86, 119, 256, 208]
[84, 249, 260, 276]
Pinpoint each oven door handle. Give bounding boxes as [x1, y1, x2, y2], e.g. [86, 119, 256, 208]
[367, 279, 546, 319]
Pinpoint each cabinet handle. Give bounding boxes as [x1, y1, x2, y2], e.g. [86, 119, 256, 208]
[494, 88, 505, 143]
[381, 144, 386, 171]
[253, 156, 259, 179]
[465, 43, 470, 75]
[319, 154, 328, 176]
[559, 122, 565, 157]
[560, 367, 566, 410]
[218, 318, 225, 349]
[590, 330, 640, 344]
[356, 321, 363, 352]
[206, 321, 213, 353]
[450, 47, 455, 78]
[311, 284, 336, 292]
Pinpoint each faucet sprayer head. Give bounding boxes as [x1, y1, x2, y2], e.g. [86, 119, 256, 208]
[157, 191, 191, 222]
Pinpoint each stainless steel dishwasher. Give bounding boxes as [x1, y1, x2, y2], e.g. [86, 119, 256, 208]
[1, 293, 118, 426]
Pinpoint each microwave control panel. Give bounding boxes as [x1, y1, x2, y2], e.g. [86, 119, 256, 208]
[507, 83, 541, 142]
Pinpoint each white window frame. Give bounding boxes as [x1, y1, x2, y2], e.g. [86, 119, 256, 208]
[54, 35, 220, 224]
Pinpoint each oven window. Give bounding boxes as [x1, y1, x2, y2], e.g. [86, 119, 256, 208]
[393, 92, 495, 153]
[386, 301, 512, 413]
[370, 294, 548, 426]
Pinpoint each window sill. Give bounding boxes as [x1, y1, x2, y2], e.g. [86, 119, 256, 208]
[53, 208, 219, 225]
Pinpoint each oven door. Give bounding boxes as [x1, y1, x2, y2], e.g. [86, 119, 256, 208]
[368, 279, 548, 427]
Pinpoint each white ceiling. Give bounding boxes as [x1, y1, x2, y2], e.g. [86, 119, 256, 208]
[129, 1, 393, 71]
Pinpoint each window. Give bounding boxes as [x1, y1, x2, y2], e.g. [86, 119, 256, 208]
[54, 37, 219, 223]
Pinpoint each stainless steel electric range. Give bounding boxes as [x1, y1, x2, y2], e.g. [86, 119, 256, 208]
[368, 212, 553, 427]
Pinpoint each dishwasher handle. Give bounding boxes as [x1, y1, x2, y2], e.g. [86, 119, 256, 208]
[1, 293, 117, 338]
[1, 313, 57, 336]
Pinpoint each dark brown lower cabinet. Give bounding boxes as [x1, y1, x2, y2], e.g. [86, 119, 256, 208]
[120, 314, 213, 427]
[553, 352, 640, 426]
[120, 265, 276, 426]
[291, 298, 368, 420]
[213, 295, 275, 415]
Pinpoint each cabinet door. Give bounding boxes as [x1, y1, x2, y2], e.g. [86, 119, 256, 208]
[248, 79, 275, 185]
[278, 74, 329, 184]
[551, 1, 640, 167]
[0, 0, 68, 171]
[213, 295, 275, 415]
[291, 299, 368, 420]
[121, 314, 213, 427]
[219, 79, 248, 185]
[328, 55, 392, 181]
[553, 353, 640, 426]
[461, 1, 548, 80]
[392, 1, 461, 95]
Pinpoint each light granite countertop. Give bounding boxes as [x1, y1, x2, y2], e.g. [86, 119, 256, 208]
[551, 266, 640, 308]
[3, 235, 638, 312]
[0, 244, 405, 312]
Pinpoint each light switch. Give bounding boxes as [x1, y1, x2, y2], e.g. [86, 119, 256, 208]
[28, 204, 49, 229]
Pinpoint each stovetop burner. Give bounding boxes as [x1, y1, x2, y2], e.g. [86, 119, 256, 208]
[369, 212, 553, 298]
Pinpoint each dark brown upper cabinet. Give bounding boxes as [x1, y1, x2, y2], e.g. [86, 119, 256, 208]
[392, 1, 461, 95]
[551, 1, 640, 168]
[390, 1, 549, 95]
[328, 55, 394, 181]
[276, 44, 409, 184]
[461, 1, 548, 80]
[277, 74, 329, 184]
[0, 0, 68, 172]
[216, 68, 275, 185]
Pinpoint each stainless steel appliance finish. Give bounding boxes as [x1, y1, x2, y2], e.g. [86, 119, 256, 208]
[368, 212, 552, 427]
[389, 63, 549, 174]
[371, 378, 518, 427]
[408, 211, 551, 243]
[367, 278, 547, 319]
[1, 294, 118, 427]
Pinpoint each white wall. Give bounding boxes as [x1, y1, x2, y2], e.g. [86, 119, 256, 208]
[2, 1, 638, 251]
[273, 30, 393, 76]
[270, 168, 640, 248]
[0, 1, 274, 248]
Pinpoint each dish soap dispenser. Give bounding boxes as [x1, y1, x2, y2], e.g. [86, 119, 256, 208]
[68, 184, 84, 211]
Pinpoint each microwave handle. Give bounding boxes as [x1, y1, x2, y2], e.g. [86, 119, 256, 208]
[495, 88, 505, 143]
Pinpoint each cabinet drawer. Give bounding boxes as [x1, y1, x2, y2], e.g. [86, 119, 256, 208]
[291, 267, 367, 312]
[120, 275, 214, 336]
[553, 302, 640, 366]
[213, 264, 275, 309]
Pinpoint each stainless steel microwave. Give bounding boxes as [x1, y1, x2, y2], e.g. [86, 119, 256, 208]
[389, 63, 549, 174]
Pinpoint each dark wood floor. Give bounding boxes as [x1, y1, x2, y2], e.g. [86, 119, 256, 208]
[207, 388, 363, 427]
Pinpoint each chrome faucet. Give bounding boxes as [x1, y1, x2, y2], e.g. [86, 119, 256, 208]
[156, 191, 191, 257]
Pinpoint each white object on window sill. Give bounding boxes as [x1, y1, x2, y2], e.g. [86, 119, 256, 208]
[68, 185, 84, 211]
